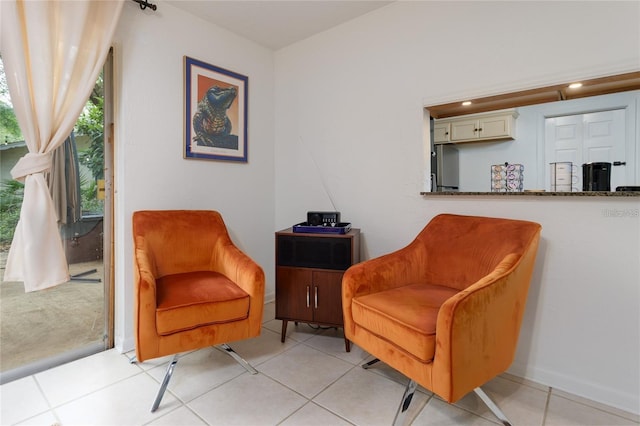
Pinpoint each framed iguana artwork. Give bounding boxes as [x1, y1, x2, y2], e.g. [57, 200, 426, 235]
[184, 56, 248, 162]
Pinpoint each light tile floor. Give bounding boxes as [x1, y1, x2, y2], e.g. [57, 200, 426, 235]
[1, 302, 638, 426]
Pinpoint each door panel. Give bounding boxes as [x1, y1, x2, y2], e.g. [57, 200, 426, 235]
[545, 109, 626, 191]
[545, 115, 582, 190]
[480, 115, 510, 139]
[450, 119, 478, 141]
[275, 267, 313, 322]
[583, 109, 626, 189]
[312, 271, 344, 325]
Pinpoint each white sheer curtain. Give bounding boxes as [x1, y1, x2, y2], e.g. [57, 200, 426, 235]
[1, 0, 124, 292]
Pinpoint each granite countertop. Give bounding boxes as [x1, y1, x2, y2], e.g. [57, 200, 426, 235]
[421, 191, 640, 197]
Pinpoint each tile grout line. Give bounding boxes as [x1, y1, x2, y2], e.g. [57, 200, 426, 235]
[548, 387, 640, 423]
[29, 374, 61, 426]
[307, 361, 365, 425]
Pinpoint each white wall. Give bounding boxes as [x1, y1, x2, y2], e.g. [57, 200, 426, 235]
[274, 1, 640, 414]
[111, 2, 276, 352]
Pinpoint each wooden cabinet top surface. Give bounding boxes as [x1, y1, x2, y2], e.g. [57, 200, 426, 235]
[276, 228, 360, 238]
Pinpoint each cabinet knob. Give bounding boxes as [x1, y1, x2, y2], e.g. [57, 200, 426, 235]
[306, 286, 310, 308]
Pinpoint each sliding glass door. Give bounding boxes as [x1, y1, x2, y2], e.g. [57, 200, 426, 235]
[0, 50, 114, 382]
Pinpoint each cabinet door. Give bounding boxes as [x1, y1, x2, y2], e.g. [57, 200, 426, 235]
[479, 115, 511, 139]
[434, 122, 450, 144]
[276, 267, 313, 322]
[312, 271, 345, 325]
[450, 119, 479, 141]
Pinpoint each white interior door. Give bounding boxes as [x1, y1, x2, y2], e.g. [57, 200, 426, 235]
[545, 109, 627, 191]
[545, 115, 582, 190]
[582, 109, 626, 189]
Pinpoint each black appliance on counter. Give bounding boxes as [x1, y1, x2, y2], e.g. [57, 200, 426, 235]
[582, 162, 611, 191]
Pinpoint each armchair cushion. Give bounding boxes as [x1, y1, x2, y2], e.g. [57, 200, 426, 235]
[353, 283, 459, 362]
[156, 271, 250, 336]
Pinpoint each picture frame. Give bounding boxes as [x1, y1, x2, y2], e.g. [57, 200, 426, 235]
[184, 56, 248, 162]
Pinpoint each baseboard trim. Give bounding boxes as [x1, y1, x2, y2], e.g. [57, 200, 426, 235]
[509, 362, 639, 415]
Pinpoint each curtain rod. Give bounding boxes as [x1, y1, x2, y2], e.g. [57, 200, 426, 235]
[132, 0, 157, 11]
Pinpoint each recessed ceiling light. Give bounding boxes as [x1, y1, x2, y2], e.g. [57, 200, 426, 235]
[568, 82, 583, 89]
[462, 101, 472, 106]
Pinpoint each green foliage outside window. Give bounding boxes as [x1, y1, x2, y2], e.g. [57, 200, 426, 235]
[0, 180, 24, 246]
[0, 101, 22, 144]
[75, 76, 105, 214]
[76, 76, 105, 181]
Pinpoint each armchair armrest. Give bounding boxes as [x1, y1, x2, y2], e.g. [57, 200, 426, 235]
[432, 238, 539, 401]
[133, 236, 160, 359]
[342, 240, 429, 336]
[212, 237, 265, 327]
[133, 236, 158, 306]
[343, 245, 424, 296]
[214, 239, 265, 299]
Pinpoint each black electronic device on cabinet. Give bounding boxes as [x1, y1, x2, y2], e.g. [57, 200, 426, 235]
[307, 211, 340, 226]
[292, 211, 352, 234]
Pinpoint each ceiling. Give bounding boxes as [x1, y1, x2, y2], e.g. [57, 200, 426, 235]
[164, 0, 394, 50]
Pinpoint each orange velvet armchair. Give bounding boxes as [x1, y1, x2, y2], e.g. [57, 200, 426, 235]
[132, 210, 265, 412]
[342, 214, 541, 425]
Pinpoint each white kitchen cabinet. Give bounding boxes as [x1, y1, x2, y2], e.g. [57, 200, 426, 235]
[435, 109, 518, 144]
[434, 122, 451, 143]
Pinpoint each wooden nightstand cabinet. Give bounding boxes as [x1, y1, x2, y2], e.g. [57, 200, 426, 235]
[275, 227, 360, 352]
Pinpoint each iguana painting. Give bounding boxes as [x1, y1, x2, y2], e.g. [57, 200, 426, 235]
[192, 85, 238, 149]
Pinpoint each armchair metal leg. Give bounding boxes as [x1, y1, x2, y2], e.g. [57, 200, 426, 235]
[390, 382, 511, 426]
[368, 364, 510, 426]
[393, 379, 418, 426]
[151, 354, 179, 413]
[361, 358, 380, 369]
[473, 387, 512, 426]
[217, 343, 258, 374]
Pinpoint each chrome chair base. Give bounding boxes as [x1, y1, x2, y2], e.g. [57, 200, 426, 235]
[473, 387, 512, 426]
[150, 344, 257, 413]
[391, 380, 512, 426]
[363, 359, 512, 426]
[393, 379, 418, 426]
[217, 343, 258, 375]
[151, 354, 178, 412]
[361, 358, 381, 370]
